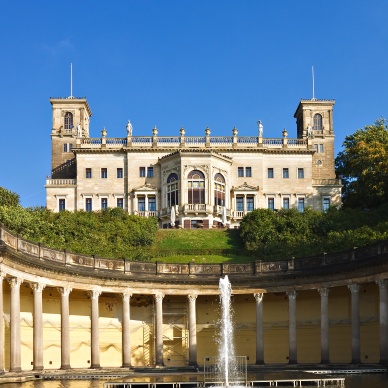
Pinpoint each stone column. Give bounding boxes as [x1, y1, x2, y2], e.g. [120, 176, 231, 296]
[58, 286, 72, 369]
[89, 290, 101, 369]
[8, 277, 22, 372]
[318, 288, 330, 364]
[188, 294, 198, 366]
[377, 280, 388, 363]
[134, 194, 138, 214]
[348, 284, 361, 363]
[122, 291, 132, 368]
[31, 282, 46, 370]
[287, 290, 297, 364]
[0, 272, 5, 374]
[155, 293, 164, 366]
[254, 293, 264, 364]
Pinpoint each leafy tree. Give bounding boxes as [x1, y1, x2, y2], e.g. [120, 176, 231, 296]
[335, 118, 388, 208]
[0, 186, 20, 207]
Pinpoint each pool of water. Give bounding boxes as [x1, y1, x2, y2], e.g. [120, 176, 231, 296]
[1, 373, 387, 388]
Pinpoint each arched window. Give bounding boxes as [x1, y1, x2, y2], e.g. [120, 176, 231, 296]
[64, 112, 73, 130]
[167, 173, 179, 207]
[214, 173, 225, 206]
[313, 114, 322, 131]
[188, 170, 205, 204]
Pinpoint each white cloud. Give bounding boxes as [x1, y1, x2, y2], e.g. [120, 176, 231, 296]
[41, 39, 75, 56]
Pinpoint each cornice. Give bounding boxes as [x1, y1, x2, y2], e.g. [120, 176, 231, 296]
[73, 147, 314, 156]
[1, 241, 387, 294]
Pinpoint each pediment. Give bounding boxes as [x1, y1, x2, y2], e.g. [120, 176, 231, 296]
[231, 182, 259, 192]
[131, 183, 159, 192]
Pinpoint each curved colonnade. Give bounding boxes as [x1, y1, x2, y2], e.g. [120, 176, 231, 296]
[0, 224, 388, 373]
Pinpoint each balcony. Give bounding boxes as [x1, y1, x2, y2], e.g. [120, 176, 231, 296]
[134, 210, 158, 218]
[231, 210, 252, 220]
[45, 179, 76, 186]
[182, 203, 213, 215]
[312, 178, 342, 186]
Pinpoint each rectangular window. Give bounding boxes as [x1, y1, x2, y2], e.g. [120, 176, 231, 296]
[267, 168, 274, 178]
[245, 167, 252, 177]
[139, 167, 146, 177]
[314, 144, 319, 152]
[117, 198, 124, 208]
[147, 167, 154, 178]
[101, 168, 108, 178]
[298, 197, 305, 212]
[298, 168, 304, 179]
[283, 197, 290, 209]
[236, 196, 244, 211]
[59, 199, 66, 211]
[149, 197, 156, 211]
[247, 196, 254, 211]
[101, 198, 108, 210]
[238, 167, 244, 177]
[138, 197, 145, 212]
[63, 144, 68, 152]
[319, 144, 324, 153]
[86, 168, 92, 178]
[117, 168, 123, 178]
[268, 197, 275, 211]
[283, 168, 289, 179]
[323, 197, 331, 212]
[69, 144, 73, 152]
[85, 198, 92, 212]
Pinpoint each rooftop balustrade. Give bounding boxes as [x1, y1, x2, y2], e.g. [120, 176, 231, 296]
[76, 134, 309, 151]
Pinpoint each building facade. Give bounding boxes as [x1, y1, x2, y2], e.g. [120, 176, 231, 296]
[45, 97, 341, 227]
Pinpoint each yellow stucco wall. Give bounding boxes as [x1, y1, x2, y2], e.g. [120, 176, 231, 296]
[1, 282, 381, 370]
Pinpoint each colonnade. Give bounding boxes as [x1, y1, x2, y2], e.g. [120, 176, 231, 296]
[253, 281, 388, 365]
[0, 274, 387, 372]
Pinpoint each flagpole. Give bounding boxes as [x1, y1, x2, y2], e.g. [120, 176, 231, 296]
[312, 65, 315, 100]
[70, 63, 73, 98]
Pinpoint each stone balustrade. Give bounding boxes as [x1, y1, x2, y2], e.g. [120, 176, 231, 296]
[77, 135, 309, 150]
[1, 223, 387, 279]
[45, 178, 76, 186]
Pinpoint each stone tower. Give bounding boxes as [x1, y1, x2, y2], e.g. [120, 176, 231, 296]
[294, 99, 336, 179]
[50, 97, 92, 179]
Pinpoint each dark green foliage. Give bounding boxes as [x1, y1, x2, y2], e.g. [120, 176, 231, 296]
[0, 186, 20, 207]
[1, 185, 387, 263]
[239, 206, 388, 260]
[0, 206, 158, 259]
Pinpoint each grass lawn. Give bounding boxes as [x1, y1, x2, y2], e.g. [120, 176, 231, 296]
[149, 254, 256, 264]
[155, 228, 244, 250]
[147, 228, 255, 263]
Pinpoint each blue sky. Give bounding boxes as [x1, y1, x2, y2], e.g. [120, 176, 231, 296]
[1, 1, 387, 207]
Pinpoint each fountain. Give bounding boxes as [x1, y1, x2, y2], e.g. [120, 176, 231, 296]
[218, 275, 236, 387]
[204, 275, 247, 387]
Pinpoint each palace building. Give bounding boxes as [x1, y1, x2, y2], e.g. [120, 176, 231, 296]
[45, 96, 341, 227]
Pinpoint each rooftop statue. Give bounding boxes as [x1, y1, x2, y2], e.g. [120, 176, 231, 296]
[126, 120, 133, 136]
[257, 120, 263, 137]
